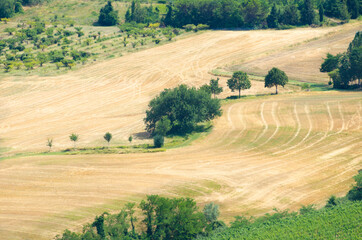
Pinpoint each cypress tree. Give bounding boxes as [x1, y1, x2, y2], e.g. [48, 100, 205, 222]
[301, 0, 316, 25]
[319, 4, 324, 22]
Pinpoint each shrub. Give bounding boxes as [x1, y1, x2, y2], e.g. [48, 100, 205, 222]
[153, 134, 164, 148]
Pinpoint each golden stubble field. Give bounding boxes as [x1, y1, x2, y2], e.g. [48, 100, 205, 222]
[0, 23, 361, 239]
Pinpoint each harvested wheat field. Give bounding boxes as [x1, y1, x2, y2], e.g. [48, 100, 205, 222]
[0, 23, 361, 239]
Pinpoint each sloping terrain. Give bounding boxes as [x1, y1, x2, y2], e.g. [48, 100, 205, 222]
[0, 23, 360, 154]
[0, 92, 361, 239]
[0, 23, 361, 239]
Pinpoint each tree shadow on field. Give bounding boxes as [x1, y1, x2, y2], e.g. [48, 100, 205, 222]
[134, 132, 151, 140]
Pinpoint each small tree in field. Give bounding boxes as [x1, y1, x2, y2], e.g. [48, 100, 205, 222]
[69, 133, 79, 148]
[227, 71, 251, 98]
[103, 132, 112, 147]
[264, 67, 288, 94]
[128, 135, 133, 143]
[47, 138, 53, 152]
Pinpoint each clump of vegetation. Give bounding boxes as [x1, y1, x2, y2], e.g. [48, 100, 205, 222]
[320, 31, 361, 89]
[69, 133, 78, 148]
[97, 1, 118, 26]
[56, 195, 216, 240]
[144, 84, 222, 135]
[153, 134, 164, 148]
[103, 132, 112, 147]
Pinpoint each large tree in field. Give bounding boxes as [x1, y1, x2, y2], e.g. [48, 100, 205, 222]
[227, 71, 251, 98]
[145, 85, 221, 134]
[264, 67, 288, 94]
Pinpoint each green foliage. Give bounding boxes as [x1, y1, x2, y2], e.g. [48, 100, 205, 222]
[98, 1, 118, 26]
[320, 53, 342, 72]
[281, 5, 301, 25]
[347, 170, 362, 201]
[140, 195, 206, 240]
[321, 31, 361, 88]
[264, 67, 288, 94]
[69, 133, 78, 148]
[324, 0, 351, 20]
[128, 135, 133, 143]
[155, 116, 172, 136]
[125, 0, 159, 24]
[103, 132, 112, 145]
[200, 78, 223, 98]
[267, 4, 281, 28]
[153, 134, 164, 148]
[227, 71, 251, 98]
[0, 0, 15, 18]
[199, 201, 362, 240]
[319, 4, 324, 22]
[47, 138, 53, 152]
[145, 85, 221, 134]
[301, 0, 317, 25]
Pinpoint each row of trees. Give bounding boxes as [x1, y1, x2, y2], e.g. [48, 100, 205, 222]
[163, 0, 359, 29]
[56, 170, 361, 240]
[320, 31, 361, 88]
[46, 133, 134, 152]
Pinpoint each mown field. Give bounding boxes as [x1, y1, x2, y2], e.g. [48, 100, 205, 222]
[0, 17, 361, 240]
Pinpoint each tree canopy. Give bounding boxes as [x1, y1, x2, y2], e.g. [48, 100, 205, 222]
[227, 71, 251, 98]
[320, 31, 361, 88]
[264, 67, 288, 94]
[98, 1, 118, 26]
[144, 85, 221, 134]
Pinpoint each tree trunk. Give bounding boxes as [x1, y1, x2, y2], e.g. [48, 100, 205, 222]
[275, 85, 278, 94]
[238, 89, 241, 98]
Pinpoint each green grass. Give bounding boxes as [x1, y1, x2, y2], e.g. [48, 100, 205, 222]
[164, 122, 213, 149]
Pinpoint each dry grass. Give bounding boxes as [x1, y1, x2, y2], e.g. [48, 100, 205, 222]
[0, 23, 361, 239]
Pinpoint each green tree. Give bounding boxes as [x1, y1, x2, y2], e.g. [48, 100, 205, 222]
[103, 132, 112, 146]
[281, 5, 300, 25]
[15, 2, 24, 13]
[128, 135, 133, 143]
[47, 138, 53, 152]
[319, 4, 324, 22]
[0, 0, 15, 18]
[155, 116, 171, 136]
[242, 0, 269, 27]
[98, 1, 118, 26]
[346, 0, 359, 19]
[264, 67, 288, 94]
[37, 52, 48, 67]
[267, 4, 280, 28]
[227, 71, 251, 98]
[209, 78, 223, 98]
[301, 0, 317, 25]
[125, 202, 137, 236]
[320, 53, 342, 72]
[145, 85, 221, 134]
[69, 133, 78, 148]
[347, 170, 362, 201]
